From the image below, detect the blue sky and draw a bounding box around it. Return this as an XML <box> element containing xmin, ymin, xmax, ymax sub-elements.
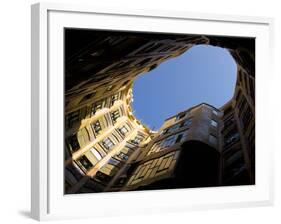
<box><xmin>132</xmin><ymin>44</ymin><xmax>237</xmax><ymax>130</ymax></box>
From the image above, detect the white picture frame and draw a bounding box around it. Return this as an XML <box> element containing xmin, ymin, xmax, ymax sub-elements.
<box><xmin>31</xmin><ymin>2</ymin><xmax>274</xmax><ymax>221</ymax></box>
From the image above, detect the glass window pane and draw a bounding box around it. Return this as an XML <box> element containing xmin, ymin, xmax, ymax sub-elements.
<box><xmin>90</xmin><ymin>148</ymin><xmax>102</xmax><ymax>160</ymax></box>
<box><xmin>211</xmin><ymin>120</ymin><xmax>218</xmax><ymax>127</ymax></box>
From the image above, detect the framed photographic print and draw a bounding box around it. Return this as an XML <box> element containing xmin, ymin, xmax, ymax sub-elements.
<box><xmin>31</xmin><ymin>2</ymin><xmax>274</xmax><ymax>221</ymax></box>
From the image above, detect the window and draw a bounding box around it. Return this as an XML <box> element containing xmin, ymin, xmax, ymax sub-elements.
<box><xmin>95</xmin><ymin>171</ymin><xmax>111</xmax><ymax>183</ymax></box>
<box><xmin>77</xmin><ymin>155</ymin><xmax>93</xmax><ymax>171</ymax></box>
<box><xmin>176</xmin><ymin>112</ymin><xmax>186</xmax><ymax>121</ymax></box>
<box><xmin>213</xmin><ymin>110</ymin><xmax>219</xmax><ymax>116</ymax></box>
<box><xmin>108</xmin><ymin>158</ymin><xmax>121</xmax><ymax>166</ymax></box>
<box><xmin>117</xmin><ymin>152</ymin><xmax>129</xmax><ymax>161</ymax></box>
<box><xmin>91</xmin><ymin>120</ymin><xmax>102</xmax><ymax>135</ymax></box>
<box><xmin>68</xmin><ymin>134</ymin><xmax>80</xmax><ymax>152</ymax></box>
<box><xmin>91</xmin><ymin>100</ymin><xmax>104</xmax><ymax>115</ymax></box>
<box><xmin>111</xmin><ymin>110</ymin><xmax>120</xmax><ymax>123</ymax></box>
<box><xmin>66</xmin><ymin>110</ymin><xmax>79</xmax><ymax>128</ymax></box>
<box><xmin>90</xmin><ymin>148</ymin><xmax>102</xmax><ymax>161</ymax></box>
<box><xmin>161</xmin><ymin>136</ymin><xmax>176</xmax><ymax>148</ymax></box>
<box><xmin>111</xmin><ymin>93</ymin><xmax>119</xmax><ymax>106</ymax></box>
<box><xmin>224</xmin><ymin>132</ymin><xmax>240</xmax><ymax>148</ymax></box>
<box><xmin>160</xmin><ymin>132</ymin><xmax>185</xmax><ymax>149</ymax></box>
<box><xmin>130</xmin><ymin>136</ymin><xmax>142</xmax><ymax>145</ymax></box>
<box><xmin>211</xmin><ymin>120</ymin><xmax>218</xmax><ymax>128</ymax></box>
<box><xmin>118</xmin><ymin>125</ymin><xmax>129</xmax><ymax>136</ymax></box>
<box><xmin>102</xmin><ymin>138</ymin><xmax>115</xmax><ymax>150</ymax></box>
<box><xmin>161</xmin><ymin>128</ymin><xmax>169</xmax><ymax>135</ymax></box>
<box><xmin>175</xmin><ymin>134</ymin><xmax>183</xmax><ymax>143</ymax></box>
<box><xmin>169</xmin><ymin>124</ymin><xmax>180</xmax><ymax>132</ymax></box>
<box><xmin>162</xmin><ymin>124</ymin><xmax>179</xmax><ymax>135</ymax></box>
<box><xmin>163</xmin><ymin>121</ymin><xmax>189</xmax><ymax>135</ymax></box>
<box><xmin>182</xmin><ymin>118</ymin><xmax>192</xmax><ymax>127</ymax></box>
<box><xmin>149</xmin><ymin>132</ymin><xmax>185</xmax><ymax>156</ymax></box>
<box><xmin>209</xmin><ymin>135</ymin><xmax>218</xmax><ymax>145</ymax></box>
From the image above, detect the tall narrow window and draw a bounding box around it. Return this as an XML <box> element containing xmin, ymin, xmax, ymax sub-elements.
<box><xmin>175</xmin><ymin>134</ymin><xmax>183</xmax><ymax>143</ymax></box>
<box><xmin>118</xmin><ymin>125</ymin><xmax>129</xmax><ymax>136</ymax></box>
<box><xmin>91</xmin><ymin>100</ymin><xmax>104</xmax><ymax>115</ymax></box>
<box><xmin>102</xmin><ymin>138</ymin><xmax>115</xmax><ymax>151</ymax></box>
<box><xmin>91</xmin><ymin>120</ymin><xmax>102</xmax><ymax>135</ymax></box>
<box><xmin>68</xmin><ymin>134</ymin><xmax>80</xmax><ymax>152</ymax></box>
<box><xmin>111</xmin><ymin>93</ymin><xmax>119</xmax><ymax>106</ymax></box>
<box><xmin>90</xmin><ymin>148</ymin><xmax>102</xmax><ymax>161</ymax></box>
<box><xmin>111</xmin><ymin>110</ymin><xmax>121</xmax><ymax>124</ymax></box>
<box><xmin>211</xmin><ymin>120</ymin><xmax>218</xmax><ymax>128</ymax></box>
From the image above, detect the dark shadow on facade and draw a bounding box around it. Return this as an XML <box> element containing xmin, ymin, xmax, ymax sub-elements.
<box><xmin>131</xmin><ymin>141</ymin><xmax>220</xmax><ymax>191</ymax></box>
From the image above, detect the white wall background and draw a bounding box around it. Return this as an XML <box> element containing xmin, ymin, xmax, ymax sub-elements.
<box><xmin>0</xmin><ymin>0</ymin><xmax>280</xmax><ymax>223</ymax></box>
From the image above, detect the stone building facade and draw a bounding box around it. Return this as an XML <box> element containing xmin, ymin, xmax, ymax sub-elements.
<box><xmin>64</xmin><ymin>29</ymin><xmax>255</xmax><ymax>194</ymax></box>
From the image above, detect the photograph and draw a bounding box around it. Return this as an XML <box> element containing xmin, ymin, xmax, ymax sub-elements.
<box><xmin>64</xmin><ymin>29</ymin><xmax>255</xmax><ymax>194</ymax></box>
